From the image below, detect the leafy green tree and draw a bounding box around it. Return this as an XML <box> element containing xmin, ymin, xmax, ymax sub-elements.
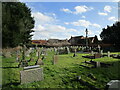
<box><xmin>2</xmin><ymin>2</ymin><xmax>34</xmax><ymax>48</ymax></box>
<box><xmin>100</xmin><ymin>21</ymin><xmax>120</xmax><ymax>49</ymax></box>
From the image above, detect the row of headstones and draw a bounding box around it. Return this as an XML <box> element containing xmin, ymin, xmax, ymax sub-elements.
<box><xmin>84</xmin><ymin>60</ymin><xmax>113</xmax><ymax>68</ymax></box>
<box><xmin>54</xmin><ymin>45</ymin><xmax>104</xmax><ymax>55</ymax></box>
<box><xmin>17</xmin><ymin>46</ymin><xmax>49</xmax><ymax>67</ymax></box>
<box><xmin>91</xmin><ymin>50</ymin><xmax>111</xmax><ymax>57</ymax></box>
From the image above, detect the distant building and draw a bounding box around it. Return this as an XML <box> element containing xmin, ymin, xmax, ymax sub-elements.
<box><xmin>47</xmin><ymin>39</ymin><xmax>70</xmax><ymax>46</ymax></box>
<box><xmin>31</xmin><ymin>40</ymin><xmax>47</xmax><ymax>45</ymax></box>
<box><xmin>68</xmin><ymin>35</ymin><xmax>98</xmax><ymax>45</ymax></box>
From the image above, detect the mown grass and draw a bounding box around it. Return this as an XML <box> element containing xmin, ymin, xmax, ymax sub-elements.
<box><xmin>1</xmin><ymin>50</ymin><xmax>120</xmax><ymax>89</ymax></box>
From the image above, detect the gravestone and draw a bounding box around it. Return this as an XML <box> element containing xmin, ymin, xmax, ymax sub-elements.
<box><xmin>107</xmin><ymin>51</ymin><xmax>110</xmax><ymax>57</ymax></box>
<box><xmin>94</xmin><ymin>53</ymin><xmax>101</xmax><ymax>58</ymax></box>
<box><xmin>16</xmin><ymin>55</ymin><xmax>20</xmax><ymax>62</ymax></box>
<box><xmin>35</xmin><ymin>51</ymin><xmax>44</xmax><ymax>65</ymax></box>
<box><xmin>106</xmin><ymin>80</ymin><xmax>120</xmax><ymax>90</ymax></box>
<box><xmin>95</xmin><ymin>62</ymin><xmax>101</xmax><ymax>68</ymax></box>
<box><xmin>16</xmin><ymin>50</ymin><xmax>20</xmax><ymax>62</ymax></box>
<box><xmin>97</xmin><ymin>45</ymin><xmax>101</xmax><ymax>53</ymax></box>
<box><xmin>73</xmin><ymin>49</ymin><xmax>77</xmax><ymax>57</ymax></box>
<box><xmin>4</xmin><ymin>51</ymin><xmax>11</xmax><ymax>58</ymax></box>
<box><xmin>35</xmin><ymin>58</ymin><xmax>44</xmax><ymax>65</ymax></box>
<box><xmin>18</xmin><ymin>45</ymin><xmax>28</xmax><ymax>67</ymax></box>
<box><xmin>91</xmin><ymin>51</ymin><xmax>94</xmax><ymax>55</ymax></box>
<box><xmin>100</xmin><ymin>50</ymin><xmax>103</xmax><ymax>55</ymax></box>
<box><xmin>20</xmin><ymin>67</ymin><xmax>44</xmax><ymax>84</ymax></box>
<box><xmin>53</xmin><ymin>55</ymin><xmax>58</xmax><ymax>64</ymax></box>
<box><xmin>66</xmin><ymin>47</ymin><xmax>70</xmax><ymax>54</ymax></box>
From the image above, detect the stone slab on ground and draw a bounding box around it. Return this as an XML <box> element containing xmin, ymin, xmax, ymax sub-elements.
<box><xmin>20</xmin><ymin>67</ymin><xmax>44</xmax><ymax>84</ymax></box>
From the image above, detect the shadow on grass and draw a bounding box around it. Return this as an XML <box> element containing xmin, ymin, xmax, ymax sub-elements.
<box><xmin>0</xmin><ymin>66</ymin><xmax>19</xmax><ymax>69</ymax></box>
<box><xmin>2</xmin><ymin>82</ymin><xmax>20</xmax><ymax>89</ymax></box>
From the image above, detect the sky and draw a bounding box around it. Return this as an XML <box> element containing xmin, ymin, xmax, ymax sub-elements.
<box><xmin>22</xmin><ymin>2</ymin><xmax>118</xmax><ymax>40</ymax></box>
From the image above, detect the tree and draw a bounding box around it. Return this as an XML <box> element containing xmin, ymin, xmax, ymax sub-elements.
<box><xmin>100</xmin><ymin>21</ymin><xmax>120</xmax><ymax>49</ymax></box>
<box><xmin>2</xmin><ymin>2</ymin><xmax>35</xmax><ymax>48</ymax></box>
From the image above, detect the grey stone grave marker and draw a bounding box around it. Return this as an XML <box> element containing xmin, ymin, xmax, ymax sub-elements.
<box><xmin>53</xmin><ymin>55</ymin><xmax>58</xmax><ymax>64</ymax></box>
<box><xmin>107</xmin><ymin>51</ymin><xmax>110</xmax><ymax>57</ymax></box>
<box><xmin>4</xmin><ymin>51</ymin><xmax>11</xmax><ymax>58</ymax></box>
<box><xmin>94</xmin><ymin>53</ymin><xmax>101</xmax><ymax>58</ymax></box>
<box><xmin>20</xmin><ymin>66</ymin><xmax>44</xmax><ymax>84</ymax></box>
<box><xmin>18</xmin><ymin>45</ymin><xmax>28</xmax><ymax>67</ymax></box>
<box><xmin>35</xmin><ymin>50</ymin><xmax>44</xmax><ymax>65</ymax></box>
<box><xmin>66</xmin><ymin>47</ymin><xmax>70</xmax><ymax>54</ymax></box>
<box><xmin>98</xmin><ymin>45</ymin><xmax>101</xmax><ymax>53</ymax></box>
<box><xmin>100</xmin><ymin>50</ymin><xmax>103</xmax><ymax>55</ymax></box>
<box><xmin>91</xmin><ymin>51</ymin><xmax>94</xmax><ymax>55</ymax></box>
<box><xmin>106</xmin><ymin>80</ymin><xmax>120</xmax><ymax>90</ymax></box>
<box><xmin>95</xmin><ymin>62</ymin><xmax>101</xmax><ymax>68</ymax></box>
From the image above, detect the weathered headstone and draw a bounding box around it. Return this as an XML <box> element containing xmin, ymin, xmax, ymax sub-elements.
<box><xmin>91</xmin><ymin>51</ymin><xmax>94</xmax><ymax>55</ymax></box>
<box><xmin>100</xmin><ymin>50</ymin><xmax>103</xmax><ymax>55</ymax></box>
<box><xmin>16</xmin><ymin>55</ymin><xmax>20</xmax><ymax>62</ymax></box>
<box><xmin>95</xmin><ymin>62</ymin><xmax>101</xmax><ymax>68</ymax></box>
<box><xmin>20</xmin><ymin>67</ymin><xmax>44</xmax><ymax>84</ymax></box>
<box><xmin>4</xmin><ymin>51</ymin><xmax>11</xmax><ymax>58</ymax></box>
<box><xmin>66</xmin><ymin>47</ymin><xmax>70</xmax><ymax>54</ymax></box>
<box><xmin>106</xmin><ymin>80</ymin><xmax>120</xmax><ymax>90</ymax></box>
<box><xmin>97</xmin><ymin>45</ymin><xmax>101</xmax><ymax>53</ymax></box>
<box><xmin>36</xmin><ymin>58</ymin><xmax>44</xmax><ymax>65</ymax></box>
<box><xmin>53</xmin><ymin>55</ymin><xmax>58</xmax><ymax>64</ymax></box>
<box><xmin>94</xmin><ymin>53</ymin><xmax>101</xmax><ymax>58</ymax></box>
<box><xmin>107</xmin><ymin>51</ymin><xmax>110</xmax><ymax>57</ymax></box>
<box><xmin>18</xmin><ymin>45</ymin><xmax>28</xmax><ymax>67</ymax></box>
<box><xmin>35</xmin><ymin>51</ymin><xmax>44</xmax><ymax>65</ymax></box>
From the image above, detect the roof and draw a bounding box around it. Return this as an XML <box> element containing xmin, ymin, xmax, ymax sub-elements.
<box><xmin>71</xmin><ymin>36</ymin><xmax>83</xmax><ymax>38</ymax></box>
<box><xmin>32</xmin><ymin>40</ymin><xmax>47</xmax><ymax>45</ymax></box>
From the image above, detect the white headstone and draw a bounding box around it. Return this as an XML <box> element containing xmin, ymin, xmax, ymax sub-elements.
<box><xmin>107</xmin><ymin>51</ymin><xmax>110</xmax><ymax>57</ymax></box>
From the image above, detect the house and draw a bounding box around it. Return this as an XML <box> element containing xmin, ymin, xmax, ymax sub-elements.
<box><xmin>68</xmin><ymin>35</ymin><xmax>98</xmax><ymax>45</ymax></box>
<box><xmin>47</xmin><ymin>39</ymin><xmax>70</xmax><ymax>46</ymax></box>
<box><xmin>31</xmin><ymin>40</ymin><xmax>47</xmax><ymax>45</ymax></box>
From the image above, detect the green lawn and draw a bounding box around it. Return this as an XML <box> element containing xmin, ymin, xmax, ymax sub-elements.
<box><xmin>1</xmin><ymin>50</ymin><xmax>120</xmax><ymax>89</ymax></box>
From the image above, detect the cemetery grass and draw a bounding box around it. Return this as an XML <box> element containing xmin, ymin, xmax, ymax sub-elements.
<box><xmin>2</xmin><ymin>51</ymin><xmax>120</xmax><ymax>89</ymax></box>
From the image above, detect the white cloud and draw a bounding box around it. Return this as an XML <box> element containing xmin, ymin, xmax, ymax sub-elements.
<box><xmin>72</xmin><ymin>20</ymin><xmax>91</xmax><ymax>27</ymax></box>
<box><xmin>81</xmin><ymin>16</ymin><xmax>86</xmax><ymax>18</ymax></box>
<box><xmin>71</xmin><ymin>19</ymin><xmax>101</xmax><ymax>28</ymax></box>
<box><xmin>104</xmin><ymin>5</ymin><xmax>112</xmax><ymax>12</ymax></box>
<box><xmin>32</xmin><ymin>12</ymin><xmax>56</xmax><ymax>25</ymax></box>
<box><xmin>60</xmin><ymin>8</ymin><xmax>72</xmax><ymax>13</ymax></box>
<box><xmin>32</xmin><ymin>24</ymin><xmax>78</xmax><ymax>40</ymax></box>
<box><xmin>74</xmin><ymin>5</ymin><xmax>93</xmax><ymax>14</ymax></box>
<box><xmin>64</xmin><ymin>22</ymin><xmax>70</xmax><ymax>25</ymax></box>
<box><xmin>92</xmin><ymin>24</ymin><xmax>101</xmax><ymax>28</ymax></box>
<box><xmin>98</xmin><ymin>12</ymin><xmax>108</xmax><ymax>16</ymax></box>
<box><xmin>108</xmin><ymin>16</ymin><xmax>117</xmax><ymax>21</ymax></box>
<box><xmin>61</xmin><ymin>5</ymin><xmax>93</xmax><ymax>14</ymax></box>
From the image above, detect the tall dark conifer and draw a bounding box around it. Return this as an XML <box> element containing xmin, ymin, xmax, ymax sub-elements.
<box><xmin>2</xmin><ymin>2</ymin><xmax>35</xmax><ymax>48</ymax></box>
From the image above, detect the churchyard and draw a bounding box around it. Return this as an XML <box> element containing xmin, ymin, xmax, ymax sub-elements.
<box><xmin>1</xmin><ymin>46</ymin><xmax>120</xmax><ymax>89</ymax></box>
